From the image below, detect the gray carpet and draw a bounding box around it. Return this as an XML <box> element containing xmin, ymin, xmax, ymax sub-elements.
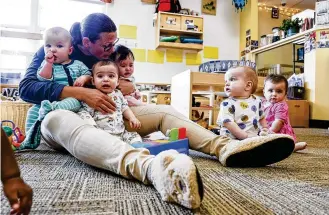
<box><xmin>1</xmin><ymin>128</ymin><xmax>329</xmax><ymax>215</ymax></box>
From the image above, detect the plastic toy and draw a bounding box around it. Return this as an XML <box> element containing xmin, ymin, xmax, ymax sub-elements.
<box><xmin>160</xmin><ymin>36</ymin><xmax>178</xmax><ymax>42</ymax></box>
<box><xmin>166</xmin><ymin>127</ymin><xmax>187</xmax><ymax>141</ymax></box>
<box><xmin>132</xmin><ymin>128</ymin><xmax>189</xmax><ymax>155</ymax></box>
<box><xmin>1</xmin><ymin>120</ymin><xmax>25</xmax><ymax>150</ymax></box>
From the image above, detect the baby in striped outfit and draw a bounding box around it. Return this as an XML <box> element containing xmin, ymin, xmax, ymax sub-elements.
<box><xmin>21</xmin><ymin>27</ymin><xmax>91</xmax><ymax>150</ymax></box>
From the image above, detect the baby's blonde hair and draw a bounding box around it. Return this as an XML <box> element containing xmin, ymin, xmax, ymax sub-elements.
<box><xmin>44</xmin><ymin>27</ymin><xmax>72</xmax><ymax>45</ymax></box>
<box><xmin>228</xmin><ymin>66</ymin><xmax>258</xmax><ymax>94</ymax></box>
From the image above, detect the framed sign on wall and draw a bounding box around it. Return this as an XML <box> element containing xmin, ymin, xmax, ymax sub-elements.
<box><xmin>272</xmin><ymin>7</ymin><xmax>279</xmax><ymax>19</ymax></box>
<box><xmin>202</xmin><ymin>0</ymin><xmax>216</xmax><ymax>15</ymax></box>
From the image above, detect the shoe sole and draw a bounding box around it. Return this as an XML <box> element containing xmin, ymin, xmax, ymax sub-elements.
<box><xmin>226</xmin><ymin>137</ymin><xmax>295</xmax><ymax>167</ymax></box>
<box><xmin>195</xmin><ymin>166</ymin><xmax>204</xmax><ymax>201</ymax></box>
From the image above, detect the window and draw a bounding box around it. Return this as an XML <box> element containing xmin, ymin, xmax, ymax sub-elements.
<box><xmin>0</xmin><ymin>0</ymin><xmax>106</xmax><ymax>84</ymax></box>
<box><xmin>0</xmin><ymin>0</ymin><xmax>32</xmax><ymax>27</ymax></box>
<box><xmin>39</xmin><ymin>0</ymin><xmax>104</xmax><ymax>31</ymax></box>
<box><xmin>0</xmin><ymin>36</ymin><xmax>42</xmax><ymax>84</ymax></box>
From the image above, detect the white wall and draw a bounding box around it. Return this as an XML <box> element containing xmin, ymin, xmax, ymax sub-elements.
<box><xmin>105</xmin><ymin>0</ymin><xmax>240</xmax><ymax>84</ymax></box>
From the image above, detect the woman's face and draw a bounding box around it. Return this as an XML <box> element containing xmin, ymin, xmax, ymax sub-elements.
<box><xmin>85</xmin><ymin>32</ymin><xmax>118</xmax><ymax>60</ymax></box>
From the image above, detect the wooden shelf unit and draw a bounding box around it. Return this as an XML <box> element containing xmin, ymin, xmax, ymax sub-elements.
<box><xmin>157</xmin><ymin>42</ymin><xmax>203</xmax><ymax>51</ymax></box>
<box><xmin>159</xmin><ymin>28</ymin><xmax>203</xmax><ymax>36</ymax></box>
<box><xmin>171</xmin><ymin>70</ymin><xmax>265</xmax><ymax>126</ymax></box>
<box><xmin>140</xmin><ymin>91</ymin><xmax>171</xmax><ymax>105</ymax></box>
<box><xmin>247</xmin><ymin>28</ymin><xmax>316</xmax><ymax>61</ymax></box>
<box><xmin>155</xmin><ymin>12</ymin><xmax>204</xmax><ymax>51</ymax></box>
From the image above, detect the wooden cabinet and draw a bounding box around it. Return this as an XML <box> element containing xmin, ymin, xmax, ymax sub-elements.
<box><xmin>287</xmin><ymin>100</ymin><xmax>309</xmax><ymax>128</ymax></box>
<box><xmin>155</xmin><ymin>12</ymin><xmax>204</xmax><ymax>51</ymax></box>
<box><xmin>137</xmin><ymin>83</ymin><xmax>171</xmax><ymax>105</ymax></box>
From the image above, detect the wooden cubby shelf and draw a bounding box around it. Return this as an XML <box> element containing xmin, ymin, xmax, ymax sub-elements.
<box><xmin>155</xmin><ymin>12</ymin><xmax>204</xmax><ymax>51</ymax></box>
<box><xmin>157</xmin><ymin>42</ymin><xmax>203</xmax><ymax>51</ymax></box>
<box><xmin>159</xmin><ymin>28</ymin><xmax>203</xmax><ymax>36</ymax></box>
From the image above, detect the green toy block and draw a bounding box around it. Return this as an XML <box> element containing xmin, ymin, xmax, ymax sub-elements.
<box><xmin>169</xmin><ymin>128</ymin><xmax>179</xmax><ymax>141</ymax></box>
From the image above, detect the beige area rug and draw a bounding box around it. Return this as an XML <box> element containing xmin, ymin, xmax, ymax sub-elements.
<box><xmin>1</xmin><ymin>128</ymin><xmax>329</xmax><ymax>215</ymax></box>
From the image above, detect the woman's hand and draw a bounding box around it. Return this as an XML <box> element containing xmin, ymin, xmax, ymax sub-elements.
<box><xmin>118</xmin><ymin>79</ymin><xmax>135</xmax><ymax>96</ymax></box>
<box><xmin>80</xmin><ymin>88</ymin><xmax>116</xmax><ymax>114</ymax></box>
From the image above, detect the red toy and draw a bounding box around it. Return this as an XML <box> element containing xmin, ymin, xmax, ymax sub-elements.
<box><xmin>167</xmin><ymin>127</ymin><xmax>187</xmax><ymax>141</ymax></box>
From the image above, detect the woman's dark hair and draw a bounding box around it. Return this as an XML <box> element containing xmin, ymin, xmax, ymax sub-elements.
<box><xmin>109</xmin><ymin>45</ymin><xmax>135</xmax><ymax>62</ymax></box>
<box><xmin>70</xmin><ymin>13</ymin><xmax>117</xmax><ymax>46</ymax></box>
<box><xmin>265</xmin><ymin>74</ymin><xmax>288</xmax><ymax>94</ymax></box>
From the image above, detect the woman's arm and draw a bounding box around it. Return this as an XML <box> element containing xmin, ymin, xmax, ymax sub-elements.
<box><xmin>19</xmin><ymin>47</ymin><xmax>116</xmax><ymax>113</ymax></box>
<box><xmin>60</xmin><ymin>87</ymin><xmax>116</xmax><ymax>113</ymax></box>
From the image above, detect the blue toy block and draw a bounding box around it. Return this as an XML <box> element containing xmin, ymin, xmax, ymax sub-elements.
<box><xmin>132</xmin><ymin>138</ymin><xmax>189</xmax><ymax>155</ymax></box>
<box><xmin>146</xmin><ymin>138</ymin><xmax>189</xmax><ymax>155</ymax></box>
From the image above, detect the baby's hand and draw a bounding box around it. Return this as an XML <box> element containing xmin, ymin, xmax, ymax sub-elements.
<box><xmin>3</xmin><ymin>177</ymin><xmax>33</xmax><ymax>215</ymax></box>
<box><xmin>74</xmin><ymin>76</ymin><xmax>90</xmax><ymax>87</ymax></box>
<box><xmin>134</xmin><ymin>90</ymin><xmax>141</xmax><ymax>100</ymax></box>
<box><xmin>45</xmin><ymin>51</ymin><xmax>55</xmax><ymax>64</ymax></box>
<box><xmin>129</xmin><ymin>117</ymin><xmax>141</xmax><ymax>129</ymax></box>
<box><xmin>259</xmin><ymin>128</ymin><xmax>269</xmax><ymax>136</ymax></box>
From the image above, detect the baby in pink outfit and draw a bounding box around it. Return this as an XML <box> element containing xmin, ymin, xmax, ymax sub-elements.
<box><xmin>110</xmin><ymin>45</ymin><xmax>144</xmax><ymax>106</ymax></box>
<box><xmin>263</xmin><ymin>74</ymin><xmax>307</xmax><ymax>152</ymax></box>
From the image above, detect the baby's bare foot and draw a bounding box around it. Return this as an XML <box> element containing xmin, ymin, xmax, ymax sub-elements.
<box><xmin>294</xmin><ymin>142</ymin><xmax>307</xmax><ymax>152</ymax></box>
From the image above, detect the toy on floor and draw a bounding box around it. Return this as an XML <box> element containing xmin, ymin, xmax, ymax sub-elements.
<box><xmin>1</xmin><ymin>120</ymin><xmax>25</xmax><ymax>150</ymax></box>
<box><xmin>165</xmin><ymin>127</ymin><xmax>187</xmax><ymax>141</ymax></box>
<box><xmin>132</xmin><ymin>128</ymin><xmax>189</xmax><ymax>155</ymax></box>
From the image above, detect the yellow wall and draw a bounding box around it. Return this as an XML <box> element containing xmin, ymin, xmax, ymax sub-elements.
<box><xmin>304</xmin><ymin>30</ymin><xmax>329</xmax><ymax>120</ymax></box>
<box><xmin>256</xmin><ymin>44</ymin><xmax>294</xmax><ymax>69</ymax></box>
<box><xmin>255</xmin><ymin>10</ymin><xmax>295</xmax><ymax>70</ymax></box>
<box><xmin>240</xmin><ymin>0</ymin><xmax>258</xmax><ymax>54</ymax></box>
<box><xmin>258</xmin><ymin>10</ymin><xmax>289</xmax><ymax>42</ymax></box>
<box><xmin>314</xmin><ymin>49</ymin><xmax>329</xmax><ymax>120</ymax></box>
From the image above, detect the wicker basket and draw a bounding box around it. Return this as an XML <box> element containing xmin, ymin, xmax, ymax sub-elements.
<box><xmin>1</xmin><ymin>101</ymin><xmax>32</xmax><ymax>134</ymax></box>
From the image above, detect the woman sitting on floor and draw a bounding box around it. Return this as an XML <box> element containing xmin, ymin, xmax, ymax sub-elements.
<box><xmin>19</xmin><ymin>13</ymin><xmax>295</xmax><ymax>209</ymax></box>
